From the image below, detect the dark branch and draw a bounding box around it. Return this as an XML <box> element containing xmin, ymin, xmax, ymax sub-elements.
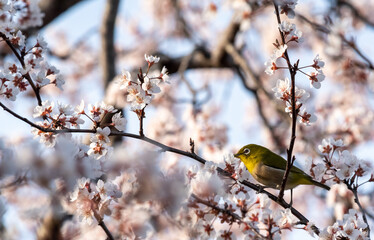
<box><xmin>0</xmin><ymin>33</ymin><xmax>42</xmax><ymax>106</ymax></box>
<box><xmin>273</xmin><ymin>1</ymin><xmax>298</xmax><ymax>201</ymax></box>
<box><xmin>0</xmin><ymin>100</ymin><xmax>320</xmax><ymax>235</ymax></box>
<box><xmin>337</xmin><ymin>0</ymin><xmax>374</xmax><ymax>28</ymax></box>
<box><xmin>98</xmin><ymin>219</ymin><xmax>114</xmax><ymax>240</ymax></box>
<box><xmin>38</xmin><ymin>0</ymin><xmax>84</xmax><ymax>28</ymax></box>
<box><xmin>346</xmin><ymin>184</ymin><xmax>371</xmax><ymax>236</ymax></box>
<box><xmin>100</xmin><ymin>0</ymin><xmax>120</xmax><ymax>87</ymax></box>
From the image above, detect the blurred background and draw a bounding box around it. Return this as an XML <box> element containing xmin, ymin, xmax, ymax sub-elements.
<box><xmin>0</xmin><ymin>0</ymin><xmax>374</xmax><ymax>239</ymax></box>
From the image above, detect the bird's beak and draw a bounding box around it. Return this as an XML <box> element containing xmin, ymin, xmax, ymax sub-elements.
<box><xmin>234</xmin><ymin>153</ymin><xmax>240</xmax><ymax>158</ymax></box>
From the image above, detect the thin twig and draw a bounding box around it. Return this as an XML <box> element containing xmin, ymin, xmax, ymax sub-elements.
<box><xmin>92</xmin><ymin>207</ymin><xmax>114</xmax><ymax>240</ymax></box>
<box><xmin>0</xmin><ymin>33</ymin><xmax>42</xmax><ymax>106</ymax></box>
<box><xmin>347</xmin><ymin>184</ymin><xmax>371</xmax><ymax>237</ymax></box>
<box><xmin>139</xmin><ymin>108</ymin><xmax>145</xmax><ymax>137</ymax></box>
<box><xmin>273</xmin><ymin>1</ymin><xmax>298</xmax><ymax>201</ymax></box>
<box><xmin>189</xmin><ymin>138</ymin><xmax>195</xmax><ymax>154</ymax></box>
<box><xmin>98</xmin><ymin>219</ymin><xmax>114</xmax><ymax>240</ymax></box>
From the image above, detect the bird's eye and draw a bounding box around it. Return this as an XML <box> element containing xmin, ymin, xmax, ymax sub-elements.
<box><xmin>243</xmin><ymin>148</ymin><xmax>250</xmax><ymax>155</ymax></box>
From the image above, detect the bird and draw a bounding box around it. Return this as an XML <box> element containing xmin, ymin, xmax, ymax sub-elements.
<box><xmin>234</xmin><ymin>144</ymin><xmax>330</xmax><ymax>191</ymax></box>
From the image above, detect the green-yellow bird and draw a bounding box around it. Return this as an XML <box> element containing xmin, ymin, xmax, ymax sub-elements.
<box><xmin>234</xmin><ymin>144</ymin><xmax>330</xmax><ymax>190</ymax></box>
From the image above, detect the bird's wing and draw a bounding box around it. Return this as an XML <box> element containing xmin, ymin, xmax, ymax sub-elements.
<box><xmin>260</xmin><ymin>150</ymin><xmax>311</xmax><ymax>176</ymax></box>
<box><xmin>254</xmin><ymin>161</ymin><xmax>307</xmax><ymax>189</ymax></box>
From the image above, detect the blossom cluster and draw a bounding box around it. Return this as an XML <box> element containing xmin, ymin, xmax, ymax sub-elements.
<box><xmin>32</xmin><ymin>100</ymin><xmax>83</xmax><ymax>147</ymax></box>
<box><xmin>277</xmin><ymin>0</ymin><xmax>298</xmax><ymax>19</ymax></box>
<box><xmin>185</xmin><ymin>155</ymin><xmax>300</xmax><ymax>239</ymax></box>
<box><xmin>308</xmin><ymin>138</ymin><xmax>373</xmax><ymax>184</ymax></box>
<box><xmin>264</xmin><ymin>44</ymin><xmax>288</xmax><ymax>76</ymax></box>
<box><xmin>267</xmin><ymin>27</ymin><xmax>325</xmax><ymax>88</ymax></box>
<box><xmin>68</xmin><ymin>177</ymin><xmax>122</xmax><ymax>225</ymax></box>
<box><xmin>266</xmin><ymin>13</ymin><xmax>326</xmax><ymax>127</ymax></box>
<box><xmin>0</xmin><ymin>0</ymin><xmax>44</xmax><ymax>34</ymax></box>
<box><xmin>267</xmin><ymin>46</ymin><xmax>326</xmax><ymax>125</ymax></box>
<box><xmin>278</xmin><ymin>20</ymin><xmax>302</xmax><ymax>42</ymax></box>
<box><xmin>88</xmin><ymin>127</ymin><xmax>112</xmax><ymax>160</ymax></box>
<box><xmin>0</xmin><ymin>35</ymin><xmax>63</xmax><ymax>101</ymax></box>
<box><xmin>319</xmin><ymin>209</ymin><xmax>368</xmax><ymax>240</ymax></box>
<box><xmin>32</xmin><ymin>100</ymin><xmax>126</xmax><ymax>157</ymax></box>
<box><xmin>0</xmin><ymin>1</ymin><xmax>64</xmax><ymax>101</ymax></box>
<box><xmin>308</xmin><ymin>54</ymin><xmax>326</xmax><ymax>89</ymax></box>
<box><xmin>115</xmin><ymin>54</ymin><xmax>169</xmax><ymax>114</ymax></box>
<box><xmin>18</xmin><ymin>135</ymin><xmax>104</xmax><ymax>190</ymax></box>
<box><xmin>272</xmin><ymin>77</ymin><xmax>316</xmax><ymax>125</ymax></box>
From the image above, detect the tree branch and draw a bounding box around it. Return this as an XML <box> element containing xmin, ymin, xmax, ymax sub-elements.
<box><xmin>100</xmin><ymin>0</ymin><xmax>120</xmax><ymax>88</ymax></box>
<box><xmin>273</xmin><ymin>1</ymin><xmax>298</xmax><ymax>201</ymax></box>
<box><xmin>337</xmin><ymin>0</ymin><xmax>374</xmax><ymax>29</ymax></box>
<box><xmin>97</xmin><ymin>217</ymin><xmax>114</xmax><ymax>240</ymax></box>
<box><xmin>0</xmin><ymin>33</ymin><xmax>42</xmax><ymax>106</ymax></box>
<box><xmin>347</xmin><ymin>184</ymin><xmax>371</xmax><ymax>237</ymax></box>
<box><xmin>0</xmin><ymin>100</ymin><xmax>320</xmax><ymax>235</ymax></box>
<box><xmin>38</xmin><ymin>0</ymin><xmax>84</xmax><ymax>28</ymax></box>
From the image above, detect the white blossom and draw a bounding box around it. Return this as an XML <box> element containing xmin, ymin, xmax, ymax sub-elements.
<box><xmin>318</xmin><ymin>138</ymin><xmax>344</xmax><ymax>155</ymax></box>
<box><xmin>160</xmin><ymin>66</ymin><xmax>170</xmax><ymax>83</ymax></box>
<box><xmin>112</xmin><ymin>112</ymin><xmax>127</xmax><ymax>131</ymax></box>
<box><xmin>142</xmin><ymin>76</ymin><xmax>161</xmax><ymax>94</ymax></box>
<box><xmin>91</xmin><ymin>127</ymin><xmax>111</xmax><ymax>144</ymax></box>
<box><xmin>33</xmin><ymin>100</ymin><xmax>54</xmax><ymax>118</ymax></box>
<box><xmin>309</xmin><ymin>70</ymin><xmax>325</xmax><ymax>89</ymax></box>
<box><xmin>312</xmin><ymin>163</ymin><xmax>326</xmax><ymax>182</ymax></box>
<box><xmin>116</xmin><ymin>70</ymin><xmax>131</xmax><ymax>89</ymax></box>
<box><xmin>144</xmin><ymin>54</ymin><xmax>160</xmax><ymax>64</ymax></box>
<box><xmin>87</xmin><ymin>142</ymin><xmax>110</xmax><ymax>160</ymax></box>
<box><xmin>313</xmin><ymin>54</ymin><xmax>325</xmax><ymax>69</ymax></box>
<box><xmin>272</xmin><ymin>78</ymin><xmax>290</xmax><ymax>99</ymax></box>
<box><xmin>128</xmin><ymin>90</ymin><xmax>152</xmax><ymax>110</ymax></box>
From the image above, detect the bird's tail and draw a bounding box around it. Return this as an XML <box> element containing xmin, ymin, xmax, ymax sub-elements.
<box><xmin>310</xmin><ymin>179</ymin><xmax>330</xmax><ymax>191</ymax></box>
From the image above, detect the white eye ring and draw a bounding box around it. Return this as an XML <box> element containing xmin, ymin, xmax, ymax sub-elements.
<box><xmin>243</xmin><ymin>148</ymin><xmax>250</xmax><ymax>155</ymax></box>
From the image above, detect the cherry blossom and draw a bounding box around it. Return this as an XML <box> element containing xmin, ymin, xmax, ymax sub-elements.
<box><xmin>115</xmin><ymin>70</ymin><xmax>132</xmax><ymax>89</ymax></box>
<box><xmin>272</xmin><ymin>78</ymin><xmax>290</xmax><ymax>100</ymax></box>
<box><xmin>144</xmin><ymin>54</ymin><xmax>160</xmax><ymax>65</ymax></box>
<box><xmin>128</xmin><ymin>90</ymin><xmax>152</xmax><ymax>110</ymax></box>
<box><xmin>319</xmin><ymin>209</ymin><xmax>368</xmax><ymax>240</ymax></box>
<box><xmin>111</xmin><ymin>112</ymin><xmax>126</xmax><ymax>131</ymax></box>
<box><xmin>33</xmin><ymin>100</ymin><xmax>54</xmax><ymax>118</ymax></box>
<box><xmin>87</xmin><ymin>101</ymin><xmax>116</xmax><ymax>122</ymax></box>
<box><xmin>142</xmin><ymin>76</ymin><xmax>161</xmax><ymax>94</ymax></box>
<box><xmin>264</xmin><ymin>44</ymin><xmax>287</xmax><ymax>75</ymax></box>
<box><xmin>318</xmin><ymin>138</ymin><xmax>344</xmax><ymax>155</ymax></box>
<box><xmin>90</xmin><ymin>127</ymin><xmax>111</xmax><ymax>143</ymax></box>
<box><xmin>159</xmin><ymin>66</ymin><xmax>170</xmax><ymax>83</ymax></box>
<box><xmin>312</xmin><ymin>54</ymin><xmax>325</xmax><ymax>69</ymax></box>
<box><xmin>278</xmin><ymin>20</ymin><xmax>302</xmax><ymax>41</ymax></box>
<box><xmin>309</xmin><ymin>70</ymin><xmax>325</xmax><ymax>89</ymax></box>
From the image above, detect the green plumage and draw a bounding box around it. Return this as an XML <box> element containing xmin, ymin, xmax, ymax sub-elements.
<box><xmin>234</xmin><ymin>144</ymin><xmax>330</xmax><ymax>190</ymax></box>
